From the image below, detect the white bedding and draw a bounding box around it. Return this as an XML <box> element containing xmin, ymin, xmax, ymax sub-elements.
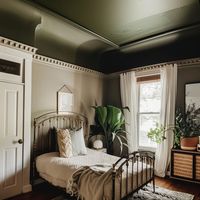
<box><xmin>36</xmin><ymin>148</ymin><xmax>153</xmax><ymax>199</ymax></box>
<box><xmin>36</xmin><ymin>148</ymin><xmax>119</xmax><ymax>188</ymax></box>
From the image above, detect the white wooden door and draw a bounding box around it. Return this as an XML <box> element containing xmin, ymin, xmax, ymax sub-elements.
<box><xmin>0</xmin><ymin>82</ymin><xmax>23</xmax><ymax>199</ymax></box>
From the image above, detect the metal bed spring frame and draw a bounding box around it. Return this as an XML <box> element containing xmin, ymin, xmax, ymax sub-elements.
<box><xmin>32</xmin><ymin>111</ymin><xmax>155</xmax><ymax>200</ymax></box>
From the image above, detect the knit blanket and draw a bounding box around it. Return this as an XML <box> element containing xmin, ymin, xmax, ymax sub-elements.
<box><xmin>66</xmin><ymin>165</ymin><xmax>115</xmax><ymax>200</ymax></box>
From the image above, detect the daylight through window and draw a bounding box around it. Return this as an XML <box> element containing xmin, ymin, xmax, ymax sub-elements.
<box><xmin>137</xmin><ymin>79</ymin><xmax>161</xmax><ymax>150</ymax></box>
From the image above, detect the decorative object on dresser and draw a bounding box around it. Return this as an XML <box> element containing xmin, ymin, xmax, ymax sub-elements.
<box><xmin>171</xmin><ymin>148</ymin><xmax>200</xmax><ymax>183</ymax></box>
<box><xmin>175</xmin><ymin>106</ymin><xmax>200</xmax><ymax>150</ymax></box>
<box><xmin>92</xmin><ymin>105</ymin><xmax>129</xmax><ymax>154</ymax></box>
<box><xmin>197</xmin><ymin>144</ymin><xmax>200</xmax><ymax>152</ymax></box>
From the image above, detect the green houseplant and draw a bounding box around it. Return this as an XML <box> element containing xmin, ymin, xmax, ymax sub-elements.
<box><xmin>147</xmin><ymin>105</ymin><xmax>200</xmax><ymax>149</ymax></box>
<box><xmin>175</xmin><ymin>105</ymin><xmax>200</xmax><ymax>150</ymax></box>
<box><xmin>92</xmin><ymin>105</ymin><xmax>129</xmax><ymax>154</ymax></box>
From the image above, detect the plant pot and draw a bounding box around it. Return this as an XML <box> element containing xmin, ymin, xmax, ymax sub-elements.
<box><xmin>180</xmin><ymin>136</ymin><xmax>199</xmax><ymax>151</ymax></box>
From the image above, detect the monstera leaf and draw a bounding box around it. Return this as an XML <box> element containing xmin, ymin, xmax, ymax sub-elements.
<box><xmin>92</xmin><ymin>105</ymin><xmax>129</xmax><ymax>154</ymax></box>
<box><xmin>107</xmin><ymin>105</ymin><xmax>122</xmax><ymax>131</ymax></box>
<box><xmin>93</xmin><ymin>106</ymin><xmax>107</xmax><ymax>132</ymax></box>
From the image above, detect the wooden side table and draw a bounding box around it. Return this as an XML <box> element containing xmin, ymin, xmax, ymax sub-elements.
<box><xmin>171</xmin><ymin>148</ymin><xmax>200</xmax><ymax>183</ymax></box>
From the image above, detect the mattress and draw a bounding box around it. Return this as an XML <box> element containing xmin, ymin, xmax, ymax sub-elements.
<box><xmin>36</xmin><ymin>148</ymin><xmax>153</xmax><ymax>199</ymax></box>
<box><xmin>36</xmin><ymin>148</ymin><xmax>119</xmax><ymax>188</ymax></box>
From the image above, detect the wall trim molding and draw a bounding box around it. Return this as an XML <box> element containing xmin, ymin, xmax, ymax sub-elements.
<box><xmin>1</xmin><ymin>36</ymin><xmax>199</xmax><ymax>78</ymax></box>
<box><xmin>0</xmin><ymin>36</ymin><xmax>37</xmax><ymax>54</ymax></box>
<box><xmin>0</xmin><ymin>35</ymin><xmax>104</xmax><ymax>77</ymax></box>
<box><xmin>33</xmin><ymin>54</ymin><xmax>105</xmax><ymax>77</ymax></box>
<box><xmin>107</xmin><ymin>57</ymin><xmax>200</xmax><ymax>79</ymax></box>
<box><xmin>176</xmin><ymin>57</ymin><xmax>200</xmax><ymax>67</ymax></box>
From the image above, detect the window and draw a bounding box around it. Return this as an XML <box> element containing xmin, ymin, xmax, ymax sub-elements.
<box><xmin>137</xmin><ymin>78</ymin><xmax>161</xmax><ymax>150</ymax></box>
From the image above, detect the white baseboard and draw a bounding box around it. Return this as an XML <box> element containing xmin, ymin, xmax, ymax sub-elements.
<box><xmin>22</xmin><ymin>184</ymin><xmax>32</xmax><ymax>193</ymax></box>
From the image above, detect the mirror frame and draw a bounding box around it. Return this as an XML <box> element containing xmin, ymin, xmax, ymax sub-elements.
<box><xmin>185</xmin><ymin>82</ymin><xmax>200</xmax><ymax>112</ymax></box>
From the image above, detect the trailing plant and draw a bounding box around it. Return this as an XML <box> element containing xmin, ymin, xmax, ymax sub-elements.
<box><xmin>92</xmin><ymin>105</ymin><xmax>129</xmax><ymax>154</ymax></box>
<box><xmin>147</xmin><ymin>123</ymin><xmax>167</xmax><ymax>144</ymax></box>
<box><xmin>147</xmin><ymin>104</ymin><xmax>200</xmax><ymax>148</ymax></box>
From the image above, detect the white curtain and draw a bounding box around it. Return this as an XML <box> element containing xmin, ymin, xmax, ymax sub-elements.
<box><xmin>155</xmin><ymin>64</ymin><xmax>177</xmax><ymax>177</ymax></box>
<box><xmin>120</xmin><ymin>71</ymin><xmax>138</xmax><ymax>153</ymax></box>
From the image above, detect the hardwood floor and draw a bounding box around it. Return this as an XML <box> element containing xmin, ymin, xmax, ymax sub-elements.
<box><xmin>155</xmin><ymin>177</ymin><xmax>200</xmax><ymax>200</ymax></box>
<box><xmin>7</xmin><ymin>177</ymin><xmax>200</xmax><ymax>200</ymax></box>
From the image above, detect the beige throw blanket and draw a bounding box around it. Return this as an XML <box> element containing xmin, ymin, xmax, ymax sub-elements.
<box><xmin>66</xmin><ymin>162</ymin><xmax>152</xmax><ymax>200</ymax></box>
<box><xmin>67</xmin><ymin>166</ymin><xmax>116</xmax><ymax>200</ymax></box>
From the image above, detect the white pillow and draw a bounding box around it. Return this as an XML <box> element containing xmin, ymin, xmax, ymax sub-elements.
<box><xmin>70</xmin><ymin>128</ymin><xmax>87</xmax><ymax>156</ymax></box>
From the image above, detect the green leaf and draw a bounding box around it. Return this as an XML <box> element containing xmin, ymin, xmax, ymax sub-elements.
<box><xmin>119</xmin><ymin>135</ymin><xmax>127</xmax><ymax>141</ymax></box>
<box><xmin>112</xmin><ymin>132</ymin><xmax>116</xmax><ymax>141</ymax></box>
<box><xmin>116</xmin><ymin>135</ymin><xmax>123</xmax><ymax>155</ymax></box>
<box><xmin>107</xmin><ymin>105</ymin><xmax>122</xmax><ymax>131</ymax></box>
<box><xmin>95</xmin><ymin>106</ymin><xmax>107</xmax><ymax>132</ymax></box>
<box><xmin>147</xmin><ymin>123</ymin><xmax>166</xmax><ymax>144</ymax></box>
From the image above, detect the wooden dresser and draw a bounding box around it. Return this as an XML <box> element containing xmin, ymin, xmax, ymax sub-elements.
<box><xmin>171</xmin><ymin>148</ymin><xmax>200</xmax><ymax>183</ymax></box>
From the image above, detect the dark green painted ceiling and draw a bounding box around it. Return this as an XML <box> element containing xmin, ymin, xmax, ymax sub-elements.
<box><xmin>0</xmin><ymin>0</ymin><xmax>200</xmax><ymax>73</ymax></box>
<box><xmin>31</xmin><ymin>0</ymin><xmax>200</xmax><ymax>46</ymax></box>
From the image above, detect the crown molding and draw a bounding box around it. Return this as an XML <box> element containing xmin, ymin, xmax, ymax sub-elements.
<box><xmin>176</xmin><ymin>57</ymin><xmax>200</xmax><ymax>67</ymax></box>
<box><xmin>0</xmin><ymin>36</ymin><xmax>37</xmax><ymax>54</ymax></box>
<box><xmin>33</xmin><ymin>54</ymin><xmax>105</xmax><ymax>77</ymax></box>
<box><xmin>106</xmin><ymin>57</ymin><xmax>200</xmax><ymax>79</ymax></box>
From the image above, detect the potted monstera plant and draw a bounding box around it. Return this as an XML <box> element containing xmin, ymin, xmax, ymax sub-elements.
<box><xmin>92</xmin><ymin>105</ymin><xmax>129</xmax><ymax>154</ymax></box>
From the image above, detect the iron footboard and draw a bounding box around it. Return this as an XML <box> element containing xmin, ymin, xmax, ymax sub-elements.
<box><xmin>112</xmin><ymin>151</ymin><xmax>155</xmax><ymax>200</ymax></box>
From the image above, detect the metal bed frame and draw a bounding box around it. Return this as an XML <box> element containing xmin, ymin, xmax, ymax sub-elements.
<box><xmin>32</xmin><ymin>111</ymin><xmax>155</xmax><ymax>200</ymax></box>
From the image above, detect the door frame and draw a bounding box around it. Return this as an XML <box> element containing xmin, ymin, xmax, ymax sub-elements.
<box><xmin>0</xmin><ymin>44</ymin><xmax>33</xmax><ymax>194</ymax></box>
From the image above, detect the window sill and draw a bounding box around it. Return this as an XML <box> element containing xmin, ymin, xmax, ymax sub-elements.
<box><xmin>138</xmin><ymin>146</ymin><xmax>156</xmax><ymax>152</ymax></box>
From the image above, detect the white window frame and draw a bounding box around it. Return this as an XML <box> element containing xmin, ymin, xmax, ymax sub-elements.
<box><xmin>137</xmin><ymin>79</ymin><xmax>161</xmax><ymax>152</ymax></box>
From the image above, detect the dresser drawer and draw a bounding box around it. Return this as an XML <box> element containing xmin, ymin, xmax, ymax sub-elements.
<box><xmin>173</xmin><ymin>153</ymin><xmax>193</xmax><ymax>178</ymax></box>
<box><xmin>171</xmin><ymin>149</ymin><xmax>200</xmax><ymax>184</ymax></box>
<box><xmin>196</xmin><ymin>156</ymin><xmax>200</xmax><ymax>180</ymax></box>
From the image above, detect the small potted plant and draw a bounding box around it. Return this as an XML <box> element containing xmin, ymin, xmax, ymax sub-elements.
<box><xmin>147</xmin><ymin>105</ymin><xmax>200</xmax><ymax>150</ymax></box>
<box><xmin>176</xmin><ymin>105</ymin><xmax>200</xmax><ymax>150</ymax></box>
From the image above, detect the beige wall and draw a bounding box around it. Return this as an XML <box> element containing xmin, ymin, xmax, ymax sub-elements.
<box><xmin>104</xmin><ymin>75</ymin><xmax>121</xmax><ymax>107</ymax></box>
<box><xmin>32</xmin><ymin>61</ymin><xmax>105</xmax><ymax>124</ymax></box>
<box><xmin>31</xmin><ymin>61</ymin><xmax>200</xmax><ymax>156</ymax></box>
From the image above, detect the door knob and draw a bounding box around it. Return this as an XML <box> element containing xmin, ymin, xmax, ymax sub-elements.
<box><xmin>18</xmin><ymin>139</ymin><xmax>23</xmax><ymax>144</ymax></box>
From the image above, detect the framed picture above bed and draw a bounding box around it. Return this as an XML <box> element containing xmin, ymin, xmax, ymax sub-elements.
<box><xmin>57</xmin><ymin>85</ymin><xmax>74</xmax><ymax>113</ymax></box>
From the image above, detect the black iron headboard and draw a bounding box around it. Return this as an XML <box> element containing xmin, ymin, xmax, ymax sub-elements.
<box><xmin>31</xmin><ymin>111</ymin><xmax>88</xmax><ymax>182</ymax></box>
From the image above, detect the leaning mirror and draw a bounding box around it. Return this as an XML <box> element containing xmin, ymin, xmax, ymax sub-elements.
<box><xmin>185</xmin><ymin>83</ymin><xmax>200</xmax><ymax>110</ymax></box>
<box><xmin>184</xmin><ymin>83</ymin><xmax>200</xmax><ymax>151</ymax></box>
<box><xmin>185</xmin><ymin>83</ymin><xmax>200</xmax><ymax>125</ymax></box>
